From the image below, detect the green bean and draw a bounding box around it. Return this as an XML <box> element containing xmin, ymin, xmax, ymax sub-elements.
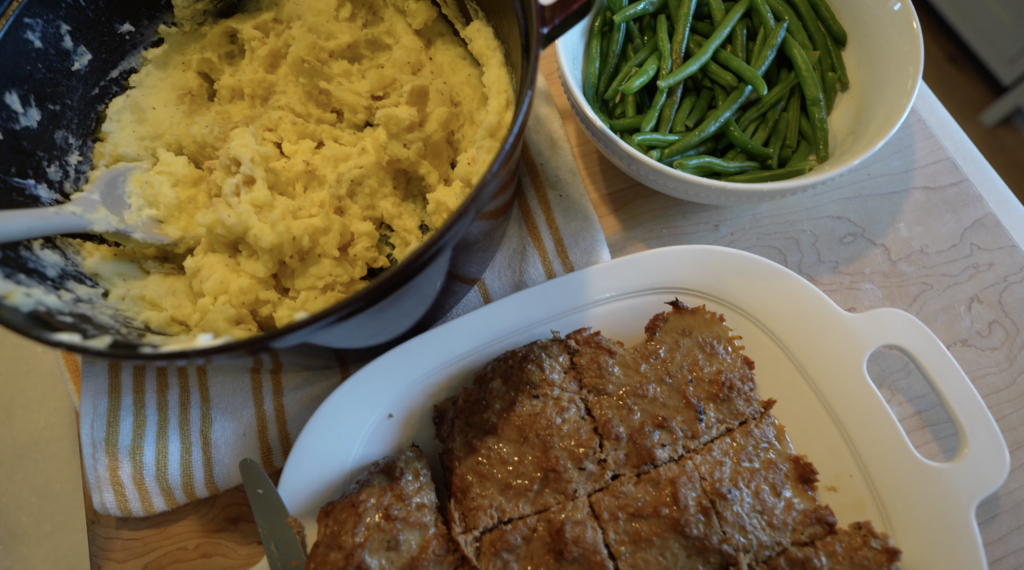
<box><xmin>657</xmin><ymin>14</ymin><xmax>673</xmax><ymax>77</ymax></box>
<box><xmin>765</xmin><ymin>0</ymin><xmax>813</xmax><ymax>52</ymax></box>
<box><xmin>661</xmin><ymin>138</ymin><xmax>718</xmax><ymax>164</ymax></box>
<box><xmin>708</xmin><ymin>0</ymin><xmax>727</xmax><ymax>26</ymax></box>
<box><xmin>691</xmin><ymin>34</ymin><xmax>767</xmax><ymax>96</ymax></box>
<box><xmin>642</xmin><ymin>88</ymin><xmax>670</xmax><ymax>131</ymax></box>
<box><xmin>750</xmin><ymin>95</ymin><xmax>787</xmax><ymax>147</ymax></box>
<box><xmin>594</xmin><ymin>106</ymin><xmax>612</xmax><ymax>127</ymax></box>
<box><xmin>746</xmin><ymin>39</ymin><xmax>756</xmax><ymax>64</ymax></box>
<box><xmin>642</xmin><ymin>15</ymin><xmax>658</xmax><ymax>44</ymax></box>
<box><xmin>821</xmin><ymin>19</ymin><xmax>849</xmax><ymax>85</ymax></box>
<box><xmin>703</xmin><ymin>60</ymin><xmax>741</xmax><ymax>89</ymax></box>
<box><xmin>786</xmin><ymin>138</ymin><xmax>811</xmax><ymax>166</ymax></box>
<box><xmin>610</xmin><ymin>115</ymin><xmax>645</xmax><ymax>132</ymax></box>
<box><xmin>767</xmin><ymin>111</ymin><xmax>789</xmax><ymax>168</ymax></box>
<box><xmin>661</xmin><ymin>20</ymin><xmax>787</xmax><ymax>157</ymax></box>
<box><xmin>693</xmin><ymin>1</ymin><xmax>734</xmax><ymax>19</ymax></box>
<box><xmin>672</xmin><ymin>90</ymin><xmax>699</xmax><ymax>132</ymax></box>
<box><xmin>686</xmin><ymin>87</ymin><xmax>714</xmax><ymax>128</ymax></box>
<box><xmin>607</xmin><ymin>0</ymin><xmax>644</xmax><ymax>43</ymax></box>
<box><xmin>789</xmin><ymin>0</ymin><xmax>831</xmax><ymax>75</ymax></box>
<box><xmin>621</xmin><ymin>132</ymin><xmax>646</xmax><ymax>153</ymax></box>
<box><xmin>626</xmin><ymin>20</ymin><xmax>643</xmax><ymax>42</ymax></box>
<box><xmin>634</xmin><ymin>132</ymin><xmax>683</xmax><ymax>147</ymax></box>
<box><xmin>647</xmin><ymin>148</ymin><xmax>664</xmax><ymax>161</ymax></box>
<box><xmin>784</xmin><ymin>86</ymin><xmax>801</xmax><ymax>150</ymax></box>
<box><xmin>626</xmin><ymin>90</ymin><xmax>638</xmax><ymax>116</ymax></box>
<box><xmin>713</xmin><ymin>83</ymin><xmax>728</xmax><ymax>106</ymax></box>
<box><xmin>750</xmin><ymin>0</ymin><xmax>775</xmax><ymax>31</ymax></box>
<box><xmin>598</xmin><ymin>22</ymin><xmax>628</xmax><ymax>101</ymax></box>
<box><xmin>779</xmin><ymin>147</ymin><xmax>792</xmax><ymax>164</ymax></box>
<box><xmin>612</xmin><ymin>99</ymin><xmax>627</xmax><ymax>118</ymax></box>
<box><xmin>613</xmin><ymin>0</ymin><xmax>667</xmax><ymax>25</ymax></box>
<box><xmin>752</xmin><ymin>23</ymin><xmax>766</xmax><ymax>58</ymax></box>
<box><xmin>782</xmin><ymin>34</ymin><xmax>828</xmax><ymax>161</ymax></box>
<box><xmin>674</xmin><ymin>155</ymin><xmax>761</xmax><ymax>176</ymax></box>
<box><xmin>621</xmin><ymin>52</ymin><xmax>661</xmax><ymax>94</ymax></box>
<box><xmin>583</xmin><ymin>10</ymin><xmax>608</xmax><ymax>106</ymax></box>
<box><xmin>824</xmin><ymin>71</ymin><xmax>838</xmax><ymax>114</ymax></box>
<box><xmin>798</xmin><ymin>113</ymin><xmax>813</xmax><ymax>148</ymax></box>
<box><xmin>659</xmin><ymin>0</ymin><xmax>699</xmax><ymax>132</ymax></box>
<box><xmin>732</xmin><ymin>19</ymin><xmax>748</xmax><ymax>63</ymax></box>
<box><xmin>736</xmin><ymin>72</ymin><xmax>798</xmax><ymax>130</ymax></box>
<box><xmin>723</xmin><ymin>118</ymin><xmax>773</xmax><ymax>160</ymax></box>
<box><xmin>603</xmin><ymin>41</ymin><xmax>659</xmax><ymax>101</ymax></box>
<box><xmin>637</xmin><ymin>82</ymin><xmax>651</xmax><ymax>111</ymax></box>
<box><xmin>723</xmin><ymin>117</ymin><xmax>761</xmax><ymax>159</ymax></box>
<box><xmin>808</xmin><ymin>0</ymin><xmax>847</xmax><ymax>46</ymax></box>
<box><xmin>691</xmin><ymin>20</ymin><xmax>715</xmax><ymax>37</ymax></box>
<box><xmin>639</xmin><ymin>14</ymin><xmax>673</xmax><ymax>133</ymax></box>
<box><xmin>722</xmin><ymin>164</ymin><xmax>810</xmax><ymax>182</ymax></box>
<box><xmin>658</xmin><ymin>0</ymin><xmax>751</xmax><ymax>89</ymax></box>
<box><xmin>667</xmin><ymin>0</ymin><xmax>682</xmax><ymax>21</ymax></box>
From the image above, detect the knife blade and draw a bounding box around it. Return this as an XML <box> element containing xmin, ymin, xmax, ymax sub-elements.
<box><xmin>239</xmin><ymin>458</ymin><xmax>307</xmax><ymax>570</ymax></box>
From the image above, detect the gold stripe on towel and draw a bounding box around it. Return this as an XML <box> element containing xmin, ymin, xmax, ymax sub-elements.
<box><xmin>155</xmin><ymin>367</ymin><xmax>179</xmax><ymax>510</ymax></box>
<box><xmin>269</xmin><ymin>352</ymin><xmax>292</xmax><ymax>459</ymax></box>
<box><xmin>104</xmin><ymin>361</ymin><xmax>130</xmax><ymax>516</ymax></box>
<box><xmin>196</xmin><ymin>365</ymin><xmax>220</xmax><ymax>496</ymax></box>
<box><xmin>522</xmin><ymin>144</ymin><xmax>576</xmax><ymax>274</ymax></box>
<box><xmin>249</xmin><ymin>355</ymin><xmax>274</xmax><ymax>472</ymax></box>
<box><xmin>176</xmin><ymin>367</ymin><xmax>198</xmax><ymax>503</ymax></box>
<box><xmin>475</xmin><ymin>277</ymin><xmax>493</xmax><ymax>305</ymax></box>
<box><xmin>450</xmin><ymin>273</ymin><xmax>493</xmax><ymax>305</ymax></box>
<box><xmin>517</xmin><ymin>175</ymin><xmax>557</xmax><ymax>280</ymax></box>
<box><xmin>130</xmin><ymin>366</ymin><xmax>156</xmax><ymax>516</ymax></box>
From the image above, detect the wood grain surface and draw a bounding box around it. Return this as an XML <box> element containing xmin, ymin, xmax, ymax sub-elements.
<box><xmin>86</xmin><ymin>47</ymin><xmax>1024</xmax><ymax>570</ymax></box>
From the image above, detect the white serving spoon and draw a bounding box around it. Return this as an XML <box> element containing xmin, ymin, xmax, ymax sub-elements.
<box><xmin>0</xmin><ymin>164</ymin><xmax>168</xmax><ymax>245</ymax></box>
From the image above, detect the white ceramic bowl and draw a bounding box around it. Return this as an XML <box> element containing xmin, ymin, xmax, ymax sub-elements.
<box><xmin>555</xmin><ymin>0</ymin><xmax>924</xmax><ymax>205</ymax></box>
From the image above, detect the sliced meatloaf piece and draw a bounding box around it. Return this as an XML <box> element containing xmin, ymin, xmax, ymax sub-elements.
<box><xmin>306</xmin><ymin>445</ymin><xmax>462</xmax><ymax>570</ymax></box>
<box><xmin>433</xmin><ymin>337</ymin><xmax>609</xmax><ymax>554</ymax></box>
<box><xmin>589</xmin><ymin>453</ymin><xmax>730</xmax><ymax>570</ymax></box>
<box><xmin>568</xmin><ymin>301</ymin><xmax>761</xmax><ymax>474</ymax></box>
<box><xmin>476</xmin><ymin>497</ymin><xmax>615</xmax><ymax>570</ymax></box>
<box><xmin>694</xmin><ymin>402</ymin><xmax>837</xmax><ymax>565</ymax></box>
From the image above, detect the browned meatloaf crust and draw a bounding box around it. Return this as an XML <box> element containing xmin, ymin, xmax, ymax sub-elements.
<box><xmin>693</xmin><ymin>402</ymin><xmax>838</xmax><ymax>565</ymax></box>
<box><xmin>568</xmin><ymin>300</ymin><xmax>762</xmax><ymax>474</ymax></box>
<box><xmin>432</xmin><ymin>337</ymin><xmax>609</xmax><ymax>550</ymax></box>
<box><xmin>305</xmin><ymin>445</ymin><xmax>462</xmax><ymax>570</ymax></box>
<box><xmin>476</xmin><ymin>497</ymin><xmax>615</xmax><ymax>570</ymax></box>
<box><xmin>758</xmin><ymin>522</ymin><xmax>901</xmax><ymax>570</ymax></box>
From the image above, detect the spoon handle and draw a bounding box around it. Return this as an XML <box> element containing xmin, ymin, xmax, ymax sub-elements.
<box><xmin>0</xmin><ymin>206</ymin><xmax>91</xmax><ymax>245</ymax></box>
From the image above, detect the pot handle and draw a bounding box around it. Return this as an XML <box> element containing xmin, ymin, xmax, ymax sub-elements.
<box><xmin>538</xmin><ymin>0</ymin><xmax>593</xmax><ymax>48</ymax></box>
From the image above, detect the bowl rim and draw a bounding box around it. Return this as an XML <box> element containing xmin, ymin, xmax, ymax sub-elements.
<box><xmin>0</xmin><ymin>0</ymin><xmax>542</xmax><ymax>361</ymax></box>
<box><xmin>553</xmin><ymin>0</ymin><xmax>925</xmax><ymax>197</ymax></box>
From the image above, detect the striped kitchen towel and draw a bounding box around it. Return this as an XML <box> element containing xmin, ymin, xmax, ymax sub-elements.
<box><xmin>62</xmin><ymin>73</ymin><xmax>612</xmax><ymax>517</ymax></box>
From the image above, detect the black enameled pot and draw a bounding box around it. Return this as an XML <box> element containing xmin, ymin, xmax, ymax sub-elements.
<box><xmin>0</xmin><ymin>0</ymin><xmax>591</xmax><ymax>360</ymax></box>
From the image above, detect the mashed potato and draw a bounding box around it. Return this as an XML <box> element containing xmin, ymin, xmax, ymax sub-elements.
<box><xmin>79</xmin><ymin>0</ymin><xmax>513</xmax><ymax>341</ymax></box>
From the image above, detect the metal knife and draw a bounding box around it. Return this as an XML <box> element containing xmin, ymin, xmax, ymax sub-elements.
<box><xmin>239</xmin><ymin>458</ymin><xmax>307</xmax><ymax>570</ymax></box>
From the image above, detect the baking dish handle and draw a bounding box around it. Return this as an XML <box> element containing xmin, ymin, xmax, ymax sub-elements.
<box><xmin>852</xmin><ymin>308</ymin><xmax>1009</xmax><ymax>501</ymax></box>
<box><xmin>538</xmin><ymin>0</ymin><xmax>593</xmax><ymax>48</ymax></box>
